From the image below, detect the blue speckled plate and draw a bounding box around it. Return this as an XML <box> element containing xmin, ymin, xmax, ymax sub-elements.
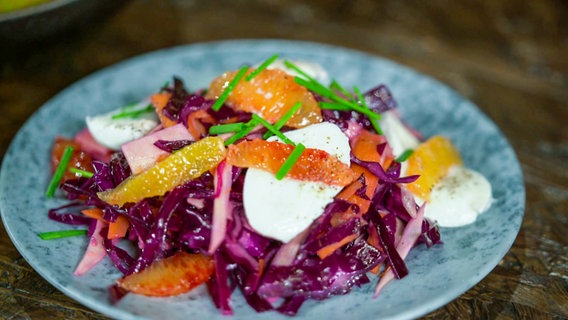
<box><xmin>0</xmin><ymin>40</ymin><xmax>525</xmax><ymax>320</ymax></box>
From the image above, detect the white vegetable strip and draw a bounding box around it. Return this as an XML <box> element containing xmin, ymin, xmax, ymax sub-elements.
<box><xmin>74</xmin><ymin>219</ymin><xmax>112</xmax><ymax>276</ymax></box>
<box><xmin>208</xmin><ymin>160</ymin><xmax>233</xmax><ymax>254</ymax></box>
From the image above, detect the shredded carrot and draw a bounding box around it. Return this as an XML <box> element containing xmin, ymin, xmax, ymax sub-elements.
<box><xmin>108</xmin><ymin>215</ymin><xmax>130</xmax><ymax>239</ymax></box>
<box><xmin>81</xmin><ymin>208</ymin><xmax>129</xmax><ymax>239</ymax></box>
<box><xmin>151</xmin><ymin>93</ymin><xmax>177</xmax><ymax>128</ymax></box>
<box><xmin>81</xmin><ymin>208</ymin><xmax>104</xmax><ymax>220</ymax></box>
<box><xmin>316</xmin><ymin>233</ymin><xmax>359</xmax><ymax>260</ymax></box>
<box><xmin>186</xmin><ymin>109</ymin><xmax>216</xmax><ymax>140</ymax></box>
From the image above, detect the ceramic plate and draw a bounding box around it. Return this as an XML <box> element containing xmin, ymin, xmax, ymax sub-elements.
<box><xmin>0</xmin><ymin>40</ymin><xmax>525</xmax><ymax>320</ymax></box>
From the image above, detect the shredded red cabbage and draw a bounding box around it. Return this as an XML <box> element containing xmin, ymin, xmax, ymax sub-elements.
<box><xmin>48</xmin><ymin>75</ymin><xmax>442</xmax><ymax>317</ymax></box>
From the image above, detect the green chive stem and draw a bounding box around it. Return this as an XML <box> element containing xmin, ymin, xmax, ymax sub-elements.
<box><xmin>245</xmin><ymin>54</ymin><xmax>279</xmax><ymax>81</ymax></box>
<box><xmin>111</xmin><ymin>104</ymin><xmax>154</xmax><ymax>120</ymax></box>
<box><xmin>45</xmin><ymin>146</ymin><xmax>74</xmax><ymax>198</ymax></box>
<box><xmin>263</xmin><ymin>101</ymin><xmax>302</xmax><ymax>139</ymax></box>
<box><xmin>209</xmin><ymin>122</ymin><xmax>245</xmax><ymax>135</ymax></box>
<box><xmin>224</xmin><ymin>119</ymin><xmax>259</xmax><ymax>146</ymax></box>
<box><xmin>319</xmin><ymin>101</ymin><xmax>352</xmax><ymax>111</ymax></box>
<box><xmin>211</xmin><ymin>65</ymin><xmax>249</xmax><ymax>111</ymax></box>
<box><xmin>275</xmin><ymin>143</ymin><xmax>306</xmax><ymax>180</ymax></box>
<box><xmin>395</xmin><ymin>149</ymin><xmax>414</xmax><ymax>162</ymax></box>
<box><xmin>38</xmin><ymin>229</ymin><xmax>88</xmax><ymax>240</ymax></box>
<box><xmin>69</xmin><ymin>167</ymin><xmax>94</xmax><ymax>178</ymax></box>
<box><xmin>251</xmin><ymin>114</ymin><xmax>295</xmax><ymax>146</ymax></box>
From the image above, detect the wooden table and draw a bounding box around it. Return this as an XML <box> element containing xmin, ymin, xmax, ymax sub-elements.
<box><xmin>1</xmin><ymin>1</ymin><xmax>567</xmax><ymax>318</ymax></box>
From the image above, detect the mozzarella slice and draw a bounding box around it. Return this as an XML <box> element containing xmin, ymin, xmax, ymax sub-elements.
<box><xmin>423</xmin><ymin>166</ymin><xmax>492</xmax><ymax>227</ymax></box>
<box><xmin>86</xmin><ymin>100</ymin><xmax>159</xmax><ymax>150</ymax></box>
<box><xmin>243</xmin><ymin>122</ymin><xmax>350</xmax><ymax>243</ymax></box>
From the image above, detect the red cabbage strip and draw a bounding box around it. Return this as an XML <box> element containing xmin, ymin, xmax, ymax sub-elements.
<box><xmin>276</xmin><ymin>296</ymin><xmax>306</xmax><ymax>316</ymax></box>
<box><xmin>103</xmin><ymin>237</ymin><xmax>135</xmax><ymax>274</ymax></box>
<box><xmin>371</xmin><ymin>207</ymin><xmax>408</xmax><ymax>280</ymax></box>
<box><xmin>208</xmin><ymin>250</ymin><xmax>234</xmax><ymax>315</ymax></box>
<box><xmin>374</xmin><ymin>205</ymin><xmax>425</xmax><ymax>297</ymax></box>
<box><xmin>162</xmin><ymin>77</ymin><xmax>190</xmax><ymax>122</ymax></box>
<box><xmin>208</xmin><ymin>160</ymin><xmax>233</xmax><ymax>254</ymax></box>
<box><xmin>363</xmin><ymin>84</ymin><xmax>397</xmax><ymax>114</ymax></box>
<box><xmin>153</xmin><ymin>139</ymin><xmax>193</xmax><ymax>152</ymax></box>
<box><xmin>350</xmin><ymin>154</ymin><xmax>419</xmax><ymax>184</ymax></box>
<box><xmin>127</xmin><ymin>185</ymin><xmax>189</xmax><ymax>274</ymax></box>
<box><xmin>48</xmin><ymin>202</ymin><xmax>92</xmax><ymax>225</ymax></box>
<box><xmin>419</xmin><ymin>218</ymin><xmax>442</xmax><ymax>247</ymax></box>
<box><xmin>303</xmin><ymin>218</ymin><xmax>360</xmax><ymax>253</ymax></box>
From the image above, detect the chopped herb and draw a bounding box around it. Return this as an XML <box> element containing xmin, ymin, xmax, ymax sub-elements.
<box><xmin>69</xmin><ymin>167</ymin><xmax>94</xmax><ymax>178</ymax></box>
<box><xmin>251</xmin><ymin>114</ymin><xmax>295</xmax><ymax>146</ymax></box>
<box><xmin>245</xmin><ymin>54</ymin><xmax>279</xmax><ymax>81</ymax></box>
<box><xmin>275</xmin><ymin>143</ymin><xmax>306</xmax><ymax>180</ymax></box>
<box><xmin>263</xmin><ymin>101</ymin><xmax>302</xmax><ymax>139</ymax></box>
<box><xmin>224</xmin><ymin>119</ymin><xmax>259</xmax><ymax>146</ymax></box>
<box><xmin>111</xmin><ymin>104</ymin><xmax>154</xmax><ymax>120</ymax></box>
<box><xmin>211</xmin><ymin>65</ymin><xmax>249</xmax><ymax>111</ymax></box>
<box><xmin>330</xmin><ymin>79</ymin><xmax>353</xmax><ymax>99</ymax></box>
<box><xmin>395</xmin><ymin>149</ymin><xmax>414</xmax><ymax>162</ymax></box>
<box><xmin>209</xmin><ymin>122</ymin><xmax>245</xmax><ymax>135</ymax></box>
<box><xmin>285</xmin><ymin>61</ymin><xmax>383</xmax><ymax>133</ymax></box>
<box><xmin>354</xmin><ymin>86</ymin><xmax>382</xmax><ymax>134</ymax></box>
<box><xmin>38</xmin><ymin>229</ymin><xmax>88</xmax><ymax>240</ymax></box>
<box><xmin>319</xmin><ymin>101</ymin><xmax>352</xmax><ymax>111</ymax></box>
<box><xmin>45</xmin><ymin>146</ymin><xmax>74</xmax><ymax>198</ymax></box>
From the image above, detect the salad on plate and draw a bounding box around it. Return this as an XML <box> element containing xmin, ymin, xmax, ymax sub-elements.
<box><xmin>42</xmin><ymin>54</ymin><xmax>492</xmax><ymax>316</ymax></box>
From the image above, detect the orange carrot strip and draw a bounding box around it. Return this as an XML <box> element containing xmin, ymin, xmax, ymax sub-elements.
<box><xmin>316</xmin><ymin>233</ymin><xmax>359</xmax><ymax>260</ymax></box>
<box><xmin>186</xmin><ymin>109</ymin><xmax>216</xmax><ymax>140</ymax></box>
<box><xmin>81</xmin><ymin>208</ymin><xmax>104</xmax><ymax>220</ymax></box>
<box><xmin>151</xmin><ymin>92</ymin><xmax>177</xmax><ymax>128</ymax></box>
<box><xmin>108</xmin><ymin>215</ymin><xmax>130</xmax><ymax>239</ymax></box>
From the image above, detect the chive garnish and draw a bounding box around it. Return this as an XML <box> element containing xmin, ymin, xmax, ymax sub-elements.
<box><xmin>69</xmin><ymin>167</ymin><xmax>94</xmax><ymax>178</ymax></box>
<box><xmin>224</xmin><ymin>119</ymin><xmax>259</xmax><ymax>146</ymax></box>
<box><xmin>263</xmin><ymin>101</ymin><xmax>302</xmax><ymax>139</ymax></box>
<box><xmin>275</xmin><ymin>143</ymin><xmax>306</xmax><ymax>180</ymax></box>
<box><xmin>251</xmin><ymin>114</ymin><xmax>295</xmax><ymax>146</ymax></box>
<box><xmin>45</xmin><ymin>146</ymin><xmax>74</xmax><ymax>198</ymax></box>
<box><xmin>319</xmin><ymin>101</ymin><xmax>352</xmax><ymax>111</ymax></box>
<box><xmin>330</xmin><ymin>79</ymin><xmax>353</xmax><ymax>99</ymax></box>
<box><xmin>38</xmin><ymin>229</ymin><xmax>88</xmax><ymax>240</ymax></box>
<box><xmin>284</xmin><ymin>60</ymin><xmax>383</xmax><ymax>133</ymax></box>
<box><xmin>211</xmin><ymin>65</ymin><xmax>249</xmax><ymax>112</ymax></box>
<box><xmin>111</xmin><ymin>104</ymin><xmax>154</xmax><ymax>120</ymax></box>
<box><xmin>209</xmin><ymin>122</ymin><xmax>245</xmax><ymax>135</ymax></box>
<box><xmin>245</xmin><ymin>54</ymin><xmax>279</xmax><ymax>81</ymax></box>
<box><xmin>395</xmin><ymin>149</ymin><xmax>414</xmax><ymax>162</ymax></box>
<box><xmin>354</xmin><ymin>86</ymin><xmax>382</xmax><ymax>134</ymax></box>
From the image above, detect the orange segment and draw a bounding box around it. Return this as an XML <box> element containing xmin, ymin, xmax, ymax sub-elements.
<box><xmin>116</xmin><ymin>252</ymin><xmax>214</xmax><ymax>297</ymax></box>
<box><xmin>205</xmin><ymin>68</ymin><xmax>322</xmax><ymax>128</ymax></box>
<box><xmin>226</xmin><ymin>139</ymin><xmax>356</xmax><ymax>186</ymax></box>
<box><xmin>405</xmin><ymin>135</ymin><xmax>463</xmax><ymax>200</ymax></box>
<box><xmin>98</xmin><ymin>136</ymin><xmax>227</xmax><ymax>206</ymax></box>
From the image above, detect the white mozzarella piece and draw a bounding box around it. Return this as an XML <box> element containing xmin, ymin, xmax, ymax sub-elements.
<box><xmin>86</xmin><ymin>100</ymin><xmax>159</xmax><ymax>150</ymax></box>
<box><xmin>379</xmin><ymin>111</ymin><xmax>420</xmax><ymax>158</ymax></box>
<box><xmin>424</xmin><ymin>166</ymin><xmax>493</xmax><ymax>227</ymax></box>
<box><xmin>243</xmin><ymin>122</ymin><xmax>350</xmax><ymax>243</ymax></box>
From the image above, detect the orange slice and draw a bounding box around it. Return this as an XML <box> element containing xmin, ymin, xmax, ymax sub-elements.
<box><xmin>405</xmin><ymin>135</ymin><xmax>463</xmax><ymax>200</ymax></box>
<box><xmin>226</xmin><ymin>139</ymin><xmax>356</xmax><ymax>186</ymax></box>
<box><xmin>116</xmin><ymin>252</ymin><xmax>214</xmax><ymax>297</ymax></box>
<box><xmin>205</xmin><ymin>68</ymin><xmax>322</xmax><ymax>128</ymax></box>
<box><xmin>98</xmin><ymin>136</ymin><xmax>226</xmax><ymax>206</ymax></box>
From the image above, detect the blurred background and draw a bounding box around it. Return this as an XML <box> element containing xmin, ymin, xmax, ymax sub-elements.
<box><xmin>1</xmin><ymin>0</ymin><xmax>567</xmax><ymax>319</ymax></box>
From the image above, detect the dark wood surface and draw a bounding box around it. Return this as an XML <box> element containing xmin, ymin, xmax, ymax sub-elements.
<box><xmin>1</xmin><ymin>1</ymin><xmax>567</xmax><ymax>319</ymax></box>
